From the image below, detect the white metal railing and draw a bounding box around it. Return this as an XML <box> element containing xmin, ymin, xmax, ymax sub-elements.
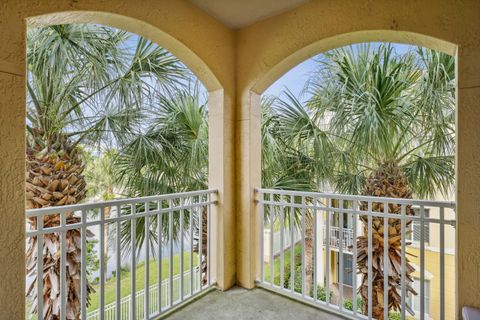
<box><xmin>323</xmin><ymin>226</ymin><xmax>354</xmax><ymax>253</ymax></box>
<box><xmin>86</xmin><ymin>267</ymin><xmax>200</xmax><ymax>320</ymax></box>
<box><xmin>263</xmin><ymin>228</ymin><xmax>301</xmax><ymax>262</ymax></box>
<box><xmin>26</xmin><ymin>189</ymin><xmax>217</xmax><ymax>320</ymax></box>
<box><xmin>256</xmin><ymin>188</ymin><xmax>456</xmax><ymax>320</ymax></box>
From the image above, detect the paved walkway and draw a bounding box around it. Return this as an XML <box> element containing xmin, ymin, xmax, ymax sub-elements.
<box><xmin>163</xmin><ymin>287</ymin><xmax>346</xmax><ymax>320</ymax></box>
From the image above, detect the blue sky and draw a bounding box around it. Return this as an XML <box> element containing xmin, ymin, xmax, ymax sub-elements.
<box><xmin>125</xmin><ymin>31</ymin><xmax>417</xmax><ymax>103</ymax></box>
<box><xmin>264</xmin><ymin>42</ymin><xmax>416</xmax><ymax>99</ymax></box>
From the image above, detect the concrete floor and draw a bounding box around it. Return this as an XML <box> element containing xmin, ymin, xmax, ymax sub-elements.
<box><xmin>162</xmin><ymin>287</ymin><xmax>346</xmax><ymax>320</ymax></box>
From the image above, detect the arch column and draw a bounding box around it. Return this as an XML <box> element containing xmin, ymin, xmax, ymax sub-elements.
<box><xmin>208</xmin><ymin>89</ymin><xmax>236</xmax><ymax>290</ymax></box>
<box><xmin>0</xmin><ymin>25</ymin><xmax>26</xmax><ymax>319</ymax></box>
<box><xmin>0</xmin><ymin>72</ymin><xmax>26</xmax><ymax>319</ymax></box>
<box><xmin>456</xmin><ymin>44</ymin><xmax>480</xmax><ymax>315</ymax></box>
<box><xmin>236</xmin><ymin>90</ymin><xmax>262</xmax><ymax>288</ymax></box>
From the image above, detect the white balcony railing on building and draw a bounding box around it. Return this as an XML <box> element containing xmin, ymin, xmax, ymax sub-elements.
<box><xmin>256</xmin><ymin>188</ymin><xmax>456</xmax><ymax>320</ymax></box>
<box><xmin>323</xmin><ymin>226</ymin><xmax>354</xmax><ymax>253</ymax></box>
<box><xmin>26</xmin><ymin>189</ymin><xmax>217</xmax><ymax>320</ymax></box>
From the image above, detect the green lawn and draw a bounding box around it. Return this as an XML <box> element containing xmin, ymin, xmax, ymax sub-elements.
<box><xmin>264</xmin><ymin>243</ymin><xmax>302</xmax><ymax>287</ymax></box>
<box><xmin>88</xmin><ymin>251</ymin><xmax>199</xmax><ymax>311</ymax></box>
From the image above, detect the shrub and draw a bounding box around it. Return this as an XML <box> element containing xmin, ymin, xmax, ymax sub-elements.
<box><xmin>343</xmin><ymin>297</ymin><xmax>363</xmax><ymax>312</ymax></box>
<box><xmin>389</xmin><ymin>312</ymin><xmax>401</xmax><ymax>320</ymax></box>
<box><xmin>389</xmin><ymin>312</ymin><xmax>415</xmax><ymax>320</ymax></box>
<box><xmin>283</xmin><ymin>266</ymin><xmax>331</xmax><ymax>302</ymax></box>
<box><xmin>283</xmin><ymin>266</ymin><xmax>303</xmax><ymax>293</ymax></box>
<box><xmin>313</xmin><ymin>284</ymin><xmax>329</xmax><ymax>301</ymax></box>
<box><xmin>280</xmin><ymin>252</ymin><xmax>331</xmax><ymax>302</ymax></box>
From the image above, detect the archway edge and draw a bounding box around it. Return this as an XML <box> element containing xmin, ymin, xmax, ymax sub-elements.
<box><xmin>250</xmin><ymin>29</ymin><xmax>457</xmax><ymax>94</ymax></box>
<box><xmin>27</xmin><ymin>10</ymin><xmax>223</xmax><ymax>91</ymax></box>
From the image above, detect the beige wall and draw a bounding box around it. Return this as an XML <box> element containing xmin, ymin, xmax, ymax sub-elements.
<box><xmin>1</xmin><ymin>0</ymin><xmax>480</xmax><ymax>319</ymax></box>
<box><xmin>424</xmin><ymin>209</ymin><xmax>456</xmax><ymax>253</ymax></box>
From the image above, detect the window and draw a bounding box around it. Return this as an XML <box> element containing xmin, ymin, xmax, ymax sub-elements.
<box><xmin>407</xmin><ymin>279</ymin><xmax>430</xmax><ymax>319</ymax></box>
<box><xmin>408</xmin><ymin>207</ymin><xmax>430</xmax><ymax>245</ymax></box>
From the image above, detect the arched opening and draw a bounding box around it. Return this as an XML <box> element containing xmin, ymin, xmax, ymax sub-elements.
<box><xmin>24</xmin><ymin>13</ymin><xmax>226</xmax><ymax>320</ymax></box>
<box><xmin>27</xmin><ymin>11</ymin><xmax>223</xmax><ymax>92</ymax></box>
<box><xmin>250</xmin><ymin>34</ymin><xmax>458</xmax><ymax>320</ymax></box>
<box><xmin>251</xmin><ymin>30</ymin><xmax>456</xmax><ymax>95</ymax></box>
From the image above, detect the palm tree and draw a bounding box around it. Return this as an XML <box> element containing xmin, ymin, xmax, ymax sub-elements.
<box><xmin>270</xmin><ymin>44</ymin><xmax>455</xmax><ymax>319</ymax></box>
<box><xmin>112</xmin><ymin>84</ymin><xmax>209</xmax><ymax>280</ymax></box>
<box><xmin>84</xmin><ymin>149</ymin><xmax>120</xmax><ymax>281</ymax></box>
<box><xmin>25</xmin><ymin>24</ymin><xmax>187</xmax><ymax>320</ymax></box>
<box><xmin>114</xmin><ymin>85</ymin><xmax>208</xmax><ymax>198</ymax></box>
<box><xmin>84</xmin><ymin>149</ymin><xmax>119</xmax><ymax>202</ymax></box>
<box><xmin>261</xmin><ymin>95</ymin><xmax>320</xmax><ymax>295</ymax></box>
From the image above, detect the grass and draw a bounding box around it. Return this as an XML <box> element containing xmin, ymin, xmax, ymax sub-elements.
<box><xmin>264</xmin><ymin>243</ymin><xmax>302</xmax><ymax>286</ymax></box>
<box><xmin>265</xmin><ymin>245</ymin><xmax>416</xmax><ymax>319</ymax></box>
<box><xmin>87</xmin><ymin>251</ymin><xmax>199</xmax><ymax>312</ymax></box>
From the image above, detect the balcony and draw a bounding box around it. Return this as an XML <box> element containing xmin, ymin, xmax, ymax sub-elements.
<box><xmin>324</xmin><ymin>226</ymin><xmax>355</xmax><ymax>254</ymax></box>
<box><xmin>2</xmin><ymin>2</ymin><xmax>480</xmax><ymax>320</ymax></box>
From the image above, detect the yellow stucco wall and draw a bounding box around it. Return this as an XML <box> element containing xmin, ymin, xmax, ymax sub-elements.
<box><xmin>329</xmin><ymin>251</ymin><xmax>338</xmax><ymax>288</ymax></box>
<box><xmin>408</xmin><ymin>248</ymin><xmax>456</xmax><ymax>320</ymax></box>
<box><xmin>1</xmin><ymin>1</ymin><xmax>480</xmax><ymax>319</ymax></box>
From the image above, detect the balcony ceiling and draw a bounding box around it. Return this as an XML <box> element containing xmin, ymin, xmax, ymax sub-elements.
<box><xmin>188</xmin><ymin>0</ymin><xmax>309</xmax><ymax>28</ymax></box>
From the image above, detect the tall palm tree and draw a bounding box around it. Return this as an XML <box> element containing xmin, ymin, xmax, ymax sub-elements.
<box><xmin>262</xmin><ymin>95</ymin><xmax>320</xmax><ymax>295</ymax></box>
<box><xmin>25</xmin><ymin>24</ymin><xmax>187</xmax><ymax>320</ymax></box>
<box><xmin>112</xmin><ymin>84</ymin><xmax>209</xmax><ymax>279</ymax></box>
<box><xmin>84</xmin><ymin>149</ymin><xmax>119</xmax><ymax>202</ymax></box>
<box><xmin>84</xmin><ymin>149</ymin><xmax>120</xmax><ymax>281</ymax></box>
<box><xmin>271</xmin><ymin>44</ymin><xmax>455</xmax><ymax>319</ymax></box>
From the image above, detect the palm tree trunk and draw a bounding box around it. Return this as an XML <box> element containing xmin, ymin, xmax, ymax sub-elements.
<box><xmin>25</xmin><ymin>148</ymin><xmax>93</xmax><ymax>320</ymax></box>
<box><xmin>304</xmin><ymin>213</ymin><xmax>314</xmax><ymax>296</ymax></box>
<box><xmin>357</xmin><ymin>163</ymin><xmax>417</xmax><ymax>319</ymax></box>
<box><xmin>103</xmin><ymin>205</ymin><xmax>112</xmax><ymax>281</ymax></box>
<box><xmin>193</xmin><ymin>207</ymin><xmax>208</xmax><ymax>285</ymax></box>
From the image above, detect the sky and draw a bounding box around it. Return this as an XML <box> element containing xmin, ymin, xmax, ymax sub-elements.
<box><xmin>121</xmin><ymin>30</ymin><xmax>418</xmax><ymax>104</ymax></box>
<box><xmin>264</xmin><ymin>42</ymin><xmax>416</xmax><ymax>100</ymax></box>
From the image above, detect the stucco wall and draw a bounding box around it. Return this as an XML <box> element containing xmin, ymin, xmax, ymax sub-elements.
<box><xmin>408</xmin><ymin>247</ymin><xmax>456</xmax><ymax>320</ymax></box>
<box><xmin>1</xmin><ymin>0</ymin><xmax>480</xmax><ymax>319</ymax></box>
<box><xmin>0</xmin><ymin>71</ymin><xmax>27</xmax><ymax>319</ymax></box>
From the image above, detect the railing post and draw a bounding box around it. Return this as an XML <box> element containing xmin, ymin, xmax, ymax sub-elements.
<box><xmin>37</xmin><ymin>215</ymin><xmax>44</xmax><ymax>320</ymax></box>
<box><xmin>325</xmin><ymin>197</ymin><xmax>331</xmax><ymax>304</ymax></box>
<box><xmin>367</xmin><ymin>201</ymin><xmax>373</xmax><ymax>319</ymax></box>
